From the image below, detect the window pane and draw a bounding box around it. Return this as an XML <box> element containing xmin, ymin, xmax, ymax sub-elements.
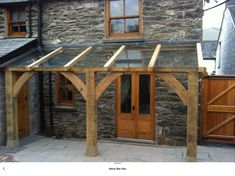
<box><xmin>12</xmin><ymin>24</ymin><xmax>19</xmax><ymax>32</ymax></box>
<box><xmin>139</xmin><ymin>75</ymin><xmax>150</xmax><ymax>114</ymax></box>
<box><xmin>19</xmin><ymin>24</ymin><xmax>26</xmax><ymax>32</ymax></box>
<box><xmin>125</xmin><ymin>18</ymin><xmax>139</xmax><ymax>33</ymax></box>
<box><xmin>60</xmin><ymin>75</ymin><xmax>66</xmax><ymax>86</ymax></box>
<box><xmin>121</xmin><ymin>75</ymin><xmax>131</xmax><ymax>113</ymax></box>
<box><xmin>19</xmin><ymin>10</ymin><xmax>25</xmax><ymax>21</ymax></box>
<box><xmin>110</xmin><ymin>0</ymin><xmax>123</xmax><ymax>17</ymax></box>
<box><xmin>11</xmin><ymin>11</ymin><xmax>17</xmax><ymax>21</ymax></box>
<box><xmin>67</xmin><ymin>90</ymin><xmax>73</xmax><ymax>100</ymax></box>
<box><xmin>60</xmin><ymin>88</ymin><xmax>67</xmax><ymax>101</ymax></box>
<box><xmin>125</xmin><ymin>0</ymin><xmax>139</xmax><ymax>16</ymax></box>
<box><xmin>111</xmin><ymin>19</ymin><xmax>124</xmax><ymax>33</ymax></box>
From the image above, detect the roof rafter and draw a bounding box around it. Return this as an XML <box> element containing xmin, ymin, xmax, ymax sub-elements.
<box><xmin>148</xmin><ymin>44</ymin><xmax>161</xmax><ymax>70</ymax></box>
<box><xmin>63</xmin><ymin>46</ymin><xmax>92</xmax><ymax>71</ymax></box>
<box><xmin>196</xmin><ymin>43</ymin><xmax>204</xmax><ymax>67</ymax></box>
<box><xmin>26</xmin><ymin>47</ymin><xmax>63</xmax><ymax>70</ymax></box>
<box><xmin>104</xmin><ymin>45</ymin><xmax>126</xmax><ymax>68</ymax></box>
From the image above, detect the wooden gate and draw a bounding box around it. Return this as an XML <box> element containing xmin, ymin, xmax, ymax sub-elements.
<box><xmin>202</xmin><ymin>76</ymin><xmax>235</xmax><ymax>143</ymax></box>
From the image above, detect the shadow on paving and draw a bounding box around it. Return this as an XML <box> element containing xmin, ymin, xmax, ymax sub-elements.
<box><xmin>0</xmin><ymin>135</ymin><xmax>44</xmax><ymax>154</ymax></box>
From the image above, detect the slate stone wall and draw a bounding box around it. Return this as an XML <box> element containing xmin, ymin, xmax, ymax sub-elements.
<box><xmin>0</xmin><ymin>8</ymin><xmax>4</xmax><ymax>39</ymax></box>
<box><xmin>156</xmin><ymin>74</ymin><xmax>188</xmax><ymax>146</ymax></box>
<box><xmin>0</xmin><ymin>72</ymin><xmax>6</xmax><ymax>146</ymax></box>
<box><xmin>41</xmin><ymin>0</ymin><xmax>203</xmax><ymax>46</ymax></box>
<box><xmin>28</xmin><ymin>74</ymin><xmax>40</xmax><ymax>135</ymax></box>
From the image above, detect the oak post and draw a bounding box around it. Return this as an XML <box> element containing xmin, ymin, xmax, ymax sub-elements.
<box><xmin>85</xmin><ymin>71</ymin><xmax>98</xmax><ymax>156</ymax></box>
<box><xmin>5</xmin><ymin>71</ymin><xmax>19</xmax><ymax>147</ymax></box>
<box><xmin>186</xmin><ymin>71</ymin><xmax>199</xmax><ymax>161</ymax></box>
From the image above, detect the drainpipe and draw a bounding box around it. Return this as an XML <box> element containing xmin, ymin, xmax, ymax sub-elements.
<box><xmin>48</xmin><ymin>71</ymin><xmax>54</xmax><ymax>129</ymax></box>
<box><xmin>37</xmin><ymin>0</ymin><xmax>45</xmax><ymax>133</ymax></box>
<box><xmin>39</xmin><ymin>72</ymin><xmax>45</xmax><ymax>133</ymax></box>
<box><xmin>37</xmin><ymin>0</ymin><xmax>42</xmax><ymax>48</ymax></box>
<box><xmin>28</xmin><ymin>0</ymin><xmax>32</xmax><ymax>38</ymax></box>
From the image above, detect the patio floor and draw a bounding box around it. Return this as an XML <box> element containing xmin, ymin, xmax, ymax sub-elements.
<box><xmin>0</xmin><ymin>135</ymin><xmax>234</xmax><ymax>162</ymax></box>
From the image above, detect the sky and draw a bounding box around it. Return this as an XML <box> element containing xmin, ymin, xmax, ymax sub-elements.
<box><xmin>203</xmin><ymin>0</ymin><xmax>226</xmax><ymax>40</ymax></box>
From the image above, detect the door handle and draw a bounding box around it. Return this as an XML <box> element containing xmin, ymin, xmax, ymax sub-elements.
<box><xmin>132</xmin><ymin>105</ymin><xmax>135</xmax><ymax>111</ymax></box>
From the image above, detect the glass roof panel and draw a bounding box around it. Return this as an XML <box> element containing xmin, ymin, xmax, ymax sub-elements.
<box><xmin>113</xmin><ymin>46</ymin><xmax>155</xmax><ymax>67</ymax></box>
<box><xmin>7</xmin><ymin>50</ymin><xmax>41</xmax><ymax>67</ymax></box>
<box><xmin>39</xmin><ymin>49</ymin><xmax>84</xmax><ymax>68</ymax></box>
<box><xmin>155</xmin><ymin>46</ymin><xmax>197</xmax><ymax>67</ymax></box>
<box><xmin>74</xmin><ymin>47</ymin><xmax>117</xmax><ymax>67</ymax></box>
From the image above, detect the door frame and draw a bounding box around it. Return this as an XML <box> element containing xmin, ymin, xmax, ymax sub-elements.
<box><xmin>115</xmin><ymin>72</ymin><xmax>156</xmax><ymax>140</ymax></box>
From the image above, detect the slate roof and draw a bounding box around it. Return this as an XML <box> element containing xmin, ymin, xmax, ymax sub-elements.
<box><xmin>0</xmin><ymin>38</ymin><xmax>37</xmax><ymax>65</ymax></box>
<box><xmin>201</xmin><ymin>41</ymin><xmax>217</xmax><ymax>60</ymax></box>
<box><xmin>0</xmin><ymin>0</ymin><xmax>29</xmax><ymax>4</ymax></box>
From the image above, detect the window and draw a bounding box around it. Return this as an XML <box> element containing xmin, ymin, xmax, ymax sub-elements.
<box><xmin>7</xmin><ymin>6</ymin><xmax>27</xmax><ymax>37</ymax></box>
<box><xmin>56</xmin><ymin>73</ymin><xmax>74</xmax><ymax>106</ymax></box>
<box><xmin>106</xmin><ymin>0</ymin><xmax>142</xmax><ymax>38</ymax></box>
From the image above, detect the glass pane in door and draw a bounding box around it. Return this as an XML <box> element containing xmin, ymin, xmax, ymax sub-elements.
<box><xmin>121</xmin><ymin>75</ymin><xmax>132</xmax><ymax>113</ymax></box>
<box><xmin>139</xmin><ymin>75</ymin><xmax>150</xmax><ymax>114</ymax></box>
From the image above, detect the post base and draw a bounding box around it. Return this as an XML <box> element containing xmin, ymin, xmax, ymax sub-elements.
<box><xmin>7</xmin><ymin>139</ymin><xmax>19</xmax><ymax>148</ymax></box>
<box><xmin>85</xmin><ymin>146</ymin><xmax>99</xmax><ymax>157</ymax></box>
<box><xmin>186</xmin><ymin>156</ymin><xmax>197</xmax><ymax>162</ymax></box>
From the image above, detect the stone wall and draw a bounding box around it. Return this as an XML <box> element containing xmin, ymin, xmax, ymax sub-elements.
<box><xmin>41</xmin><ymin>0</ymin><xmax>203</xmax><ymax>46</ymax></box>
<box><xmin>0</xmin><ymin>8</ymin><xmax>4</xmax><ymax>39</ymax></box>
<box><xmin>28</xmin><ymin>74</ymin><xmax>40</xmax><ymax>134</ymax></box>
<box><xmin>0</xmin><ymin>72</ymin><xmax>6</xmax><ymax>145</ymax></box>
<box><xmin>156</xmin><ymin>74</ymin><xmax>188</xmax><ymax>146</ymax></box>
<box><xmin>143</xmin><ymin>0</ymin><xmax>202</xmax><ymax>40</ymax></box>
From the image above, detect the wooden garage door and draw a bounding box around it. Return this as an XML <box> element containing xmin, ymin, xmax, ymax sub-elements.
<box><xmin>202</xmin><ymin>76</ymin><xmax>235</xmax><ymax>143</ymax></box>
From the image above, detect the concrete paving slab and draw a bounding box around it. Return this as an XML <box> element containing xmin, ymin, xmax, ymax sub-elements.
<box><xmin>1</xmin><ymin>135</ymin><xmax>235</xmax><ymax>162</ymax></box>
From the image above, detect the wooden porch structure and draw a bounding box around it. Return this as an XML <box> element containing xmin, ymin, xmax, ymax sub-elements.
<box><xmin>4</xmin><ymin>43</ymin><xmax>205</xmax><ymax>161</ymax></box>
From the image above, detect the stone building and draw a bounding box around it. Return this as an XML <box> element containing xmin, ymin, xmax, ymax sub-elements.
<box><xmin>0</xmin><ymin>0</ymin><xmax>203</xmax><ymax>147</ymax></box>
<box><xmin>216</xmin><ymin>2</ymin><xmax>235</xmax><ymax>75</ymax></box>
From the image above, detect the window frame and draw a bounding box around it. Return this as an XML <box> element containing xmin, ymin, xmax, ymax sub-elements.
<box><xmin>106</xmin><ymin>0</ymin><xmax>142</xmax><ymax>38</ymax></box>
<box><xmin>56</xmin><ymin>73</ymin><xmax>75</xmax><ymax>107</ymax></box>
<box><xmin>6</xmin><ymin>6</ymin><xmax>27</xmax><ymax>37</ymax></box>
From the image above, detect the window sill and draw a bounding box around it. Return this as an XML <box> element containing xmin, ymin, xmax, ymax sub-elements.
<box><xmin>102</xmin><ymin>37</ymin><xmax>145</xmax><ymax>44</ymax></box>
<box><xmin>54</xmin><ymin>106</ymin><xmax>77</xmax><ymax>112</ymax></box>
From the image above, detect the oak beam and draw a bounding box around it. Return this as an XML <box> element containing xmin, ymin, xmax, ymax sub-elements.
<box><xmin>64</xmin><ymin>47</ymin><xmax>92</xmax><ymax>71</ymax></box>
<box><xmin>5</xmin><ymin>71</ymin><xmax>19</xmax><ymax>147</ymax></box>
<box><xmin>186</xmin><ymin>71</ymin><xmax>199</xmax><ymax>161</ymax></box>
<box><xmin>13</xmin><ymin>72</ymin><xmax>36</xmax><ymax>97</ymax></box>
<box><xmin>95</xmin><ymin>73</ymin><xmax>123</xmax><ymax>100</ymax></box>
<box><xmin>148</xmin><ymin>44</ymin><xmax>161</xmax><ymax>70</ymax></box>
<box><xmin>103</xmin><ymin>45</ymin><xmax>125</xmax><ymax>68</ymax></box>
<box><xmin>26</xmin><ymin>47</ymin><xmax>63</xmax><ymax>70</ymax></box>
<box><xmin>7</xmin><ymin>66</ymin><xmax>203</xmax><ymax>73</ymax></box>
<box><xmin>61</xmin><ymin>72</ymin><xmax>87</xmax><ymax>101</ymax></box>
<box><xmin>196</xmin><ymin>43</ymin><xmax>204</xmax><ymax>67</ymax></box>
<box><xmin>85</xmin><ymin>71</ymin><xmax>98</xmax><ymax>156</ymax></box>
<box><xmin>159</xmin><ymin>73</ymin><xmax>188</xmax><ymax>106</ymax></box>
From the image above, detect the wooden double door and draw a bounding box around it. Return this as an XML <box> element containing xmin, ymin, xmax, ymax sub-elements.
<box><xmin>116</xmin><ymin>73</ymin><xmax>155</xmax><ymax>140</ymax></box>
